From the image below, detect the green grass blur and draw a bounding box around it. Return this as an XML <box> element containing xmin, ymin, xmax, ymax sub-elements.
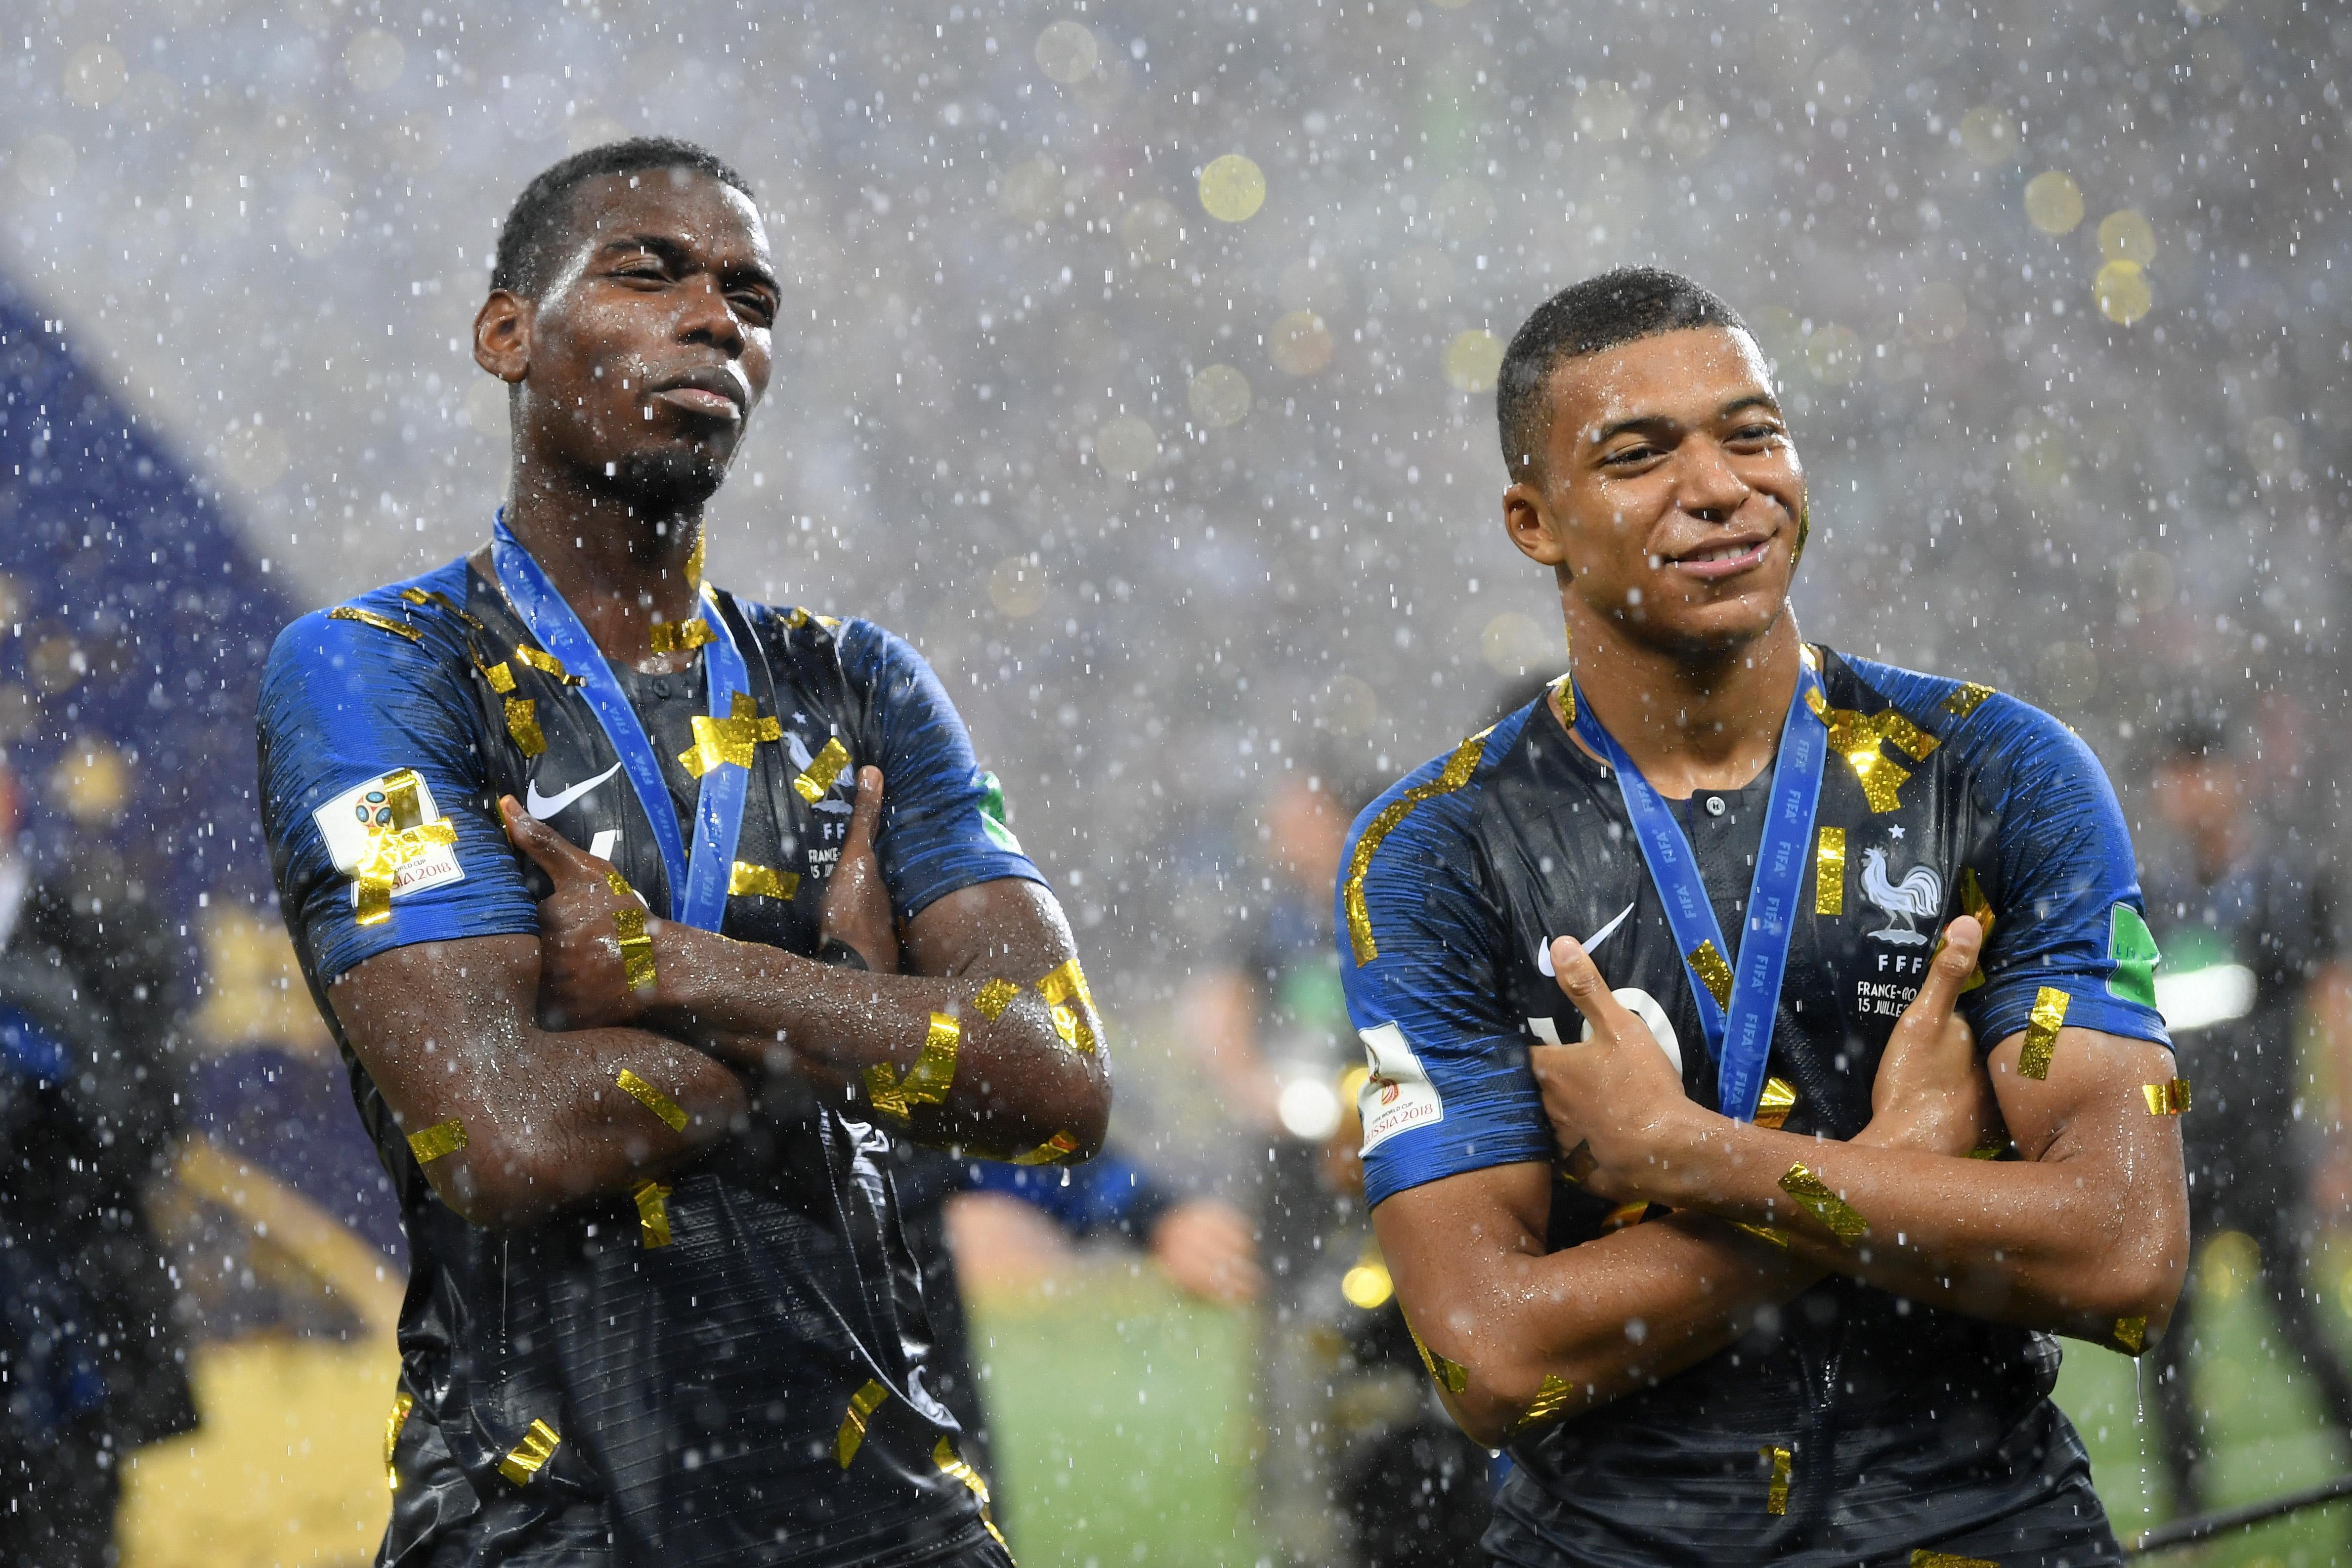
<box><xmin>973</xmin><ymin>1234</ymin><xmax>2352</xmax><ymax>1568</ymax></box>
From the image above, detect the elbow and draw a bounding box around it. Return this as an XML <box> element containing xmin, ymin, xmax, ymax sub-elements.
<box><xmin>2091</xmin><ymin>1216</ymin><xmax>2189</xmax><ymax>1351</ymax></box>
<box><xmin>424</xmin><ymin>1137</ymin><xmax>569</xmax><ymax>1231</ymax></box>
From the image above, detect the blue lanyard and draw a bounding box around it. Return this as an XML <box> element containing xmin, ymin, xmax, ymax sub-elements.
<box><xmin>1567</xmin><ymin>667</ymin><xmax>1829</xmax><ymax>1122</ymax></box>
<box><xmin>490</xmin><ymin>514</ymin><xmax>752</xmax><ymax>931</ymax></box>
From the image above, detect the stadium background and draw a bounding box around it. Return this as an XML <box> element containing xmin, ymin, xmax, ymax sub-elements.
<box><xmin>3</xmin><ymin>0</ymin><xmax>2348</xmax><ymax>1561</ymax></box>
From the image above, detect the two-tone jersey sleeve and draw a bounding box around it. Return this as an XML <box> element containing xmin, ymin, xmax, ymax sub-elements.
<box><xmin>258</xmin><ymin>607</ymin><xmax>537</xmax><ymax>984</ymax></box>
<box><xmin>1338</xmin><ymin>775</ymin><xmax>1552</xmax><ymax>1210</ymax></box>
<box><xmin>1961</xmin><ymin>697</ymin><xmax>2171</xmax><ymax>1051</ymax></box>
<box><xmin>837</xmin><ymin>620</ymin><xmax>1047</xmax><ymax>923</ymax></box>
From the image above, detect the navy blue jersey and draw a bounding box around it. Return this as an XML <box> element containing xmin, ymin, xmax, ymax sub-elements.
<box><xmin>259</xmin><ymin>553</ymin><xmax>1040</xmax><ymax>1567</ymax></box>
<box><xmin>1338</xmin><ymin>648</ymin><xmax>2166</xmax><ymax>1568</ymax></box>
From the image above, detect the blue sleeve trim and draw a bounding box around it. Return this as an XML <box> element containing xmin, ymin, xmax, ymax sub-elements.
<box><xmin>260</xmin><ymin>583</ymin><xmax>540</xmax><ymax>985</ymax></box>
<box><xmin>963</xmin><ymin>1149</ymin><xmax>1167</xmax><ymax>1235</ymax></box>
<box><xmin>835</xmin><ymin>619</ymin><xmax>1048</xmax><ymax>921</ymax></box>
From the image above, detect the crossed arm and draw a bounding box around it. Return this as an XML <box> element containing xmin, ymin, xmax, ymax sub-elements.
<box><xmin>1374</xmin><ymin>919</ymin><xmax>2189</xmax><ymax>1447</ymax></box>
<box><xmin>329</xmin><ymin>768</ymin><xmax>1111</xmax><ymax>1229</ymax></box>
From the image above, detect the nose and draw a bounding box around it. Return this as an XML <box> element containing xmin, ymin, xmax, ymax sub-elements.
<box><xmin>678</xmin><ymin>273</ymin><xmax>745</xmax><ymax>357</ymax></box>
<box><xmin>1675</xmin><ymin>435</ymin><xmax>1751</xmax><ymax>524</ymax></box>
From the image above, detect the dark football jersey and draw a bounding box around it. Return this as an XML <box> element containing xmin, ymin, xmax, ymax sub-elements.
<box><xmin>258</xmin><ymin>552</ymin><xmax>1040</xmax><ymax>1567</ymax></box>
<box><xmin>1338</xmin><ymin>647</ymin><xmax>2169</xmax><ymax>1568</ymax></box>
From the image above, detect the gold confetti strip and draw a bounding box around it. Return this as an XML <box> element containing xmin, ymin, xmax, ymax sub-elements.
<box><xmin>1732</xmin><ymin>1221</ymin><xmax>1793</xmax><ymax>1249</ymax></box>
<box><xmin>1754</xmin><ymin>1076</ymin><xmax>1798</xmax><ymax>1131</ymax></box>
<box><xmin>933</xmin><ymin>1437</ymin><xmax>1011</xmax><ymax>1552</ymax></box>
<box><xmin>1779</xmin><ymin>1163</ymin><xmax>1868</xmax><ymax>1243</ymax></box>
<box><xmin>329</xmin><ymin>605</ymin><xmax>422</xmax><ymax>642</ymax></box>
<box><xmin>1406</xmin><ymin>1319</ymin><xmax>1470</xmax><ymax>1396</ymax></box>
<box><xmin>972</xmin><ymin>976</ymin><xmax>1021</xmax><ymax>1021</ymax></box>
<box><xmin>1686</xmin><ymin>940</ymin><xmax>1734</xmax><ymax>1011</ymax></box>
<box><xmin>1762</xmin><ymin>1444</ymin><xmax>1792</xmax><ymax>1515</ymax></box>
<box><xmin>497</xmin><ymin>1418</ymin><xmax>561</xmax><ymax>1486</ymax></box>
<box><xmin>384</xmin><ymin>1391</ymin><xmax>413</xmax><ymax>1492</ymax></box>
<box><xmin>1035</xmin><ymin>957</ymin><xmax>1101</xmax><ymax>1054</ymax></box>
<box><xmin>1805</xmin><ymin>687</ymin><xmax>1939</xmax><ymax>812</ymax></box>
<box><xmin>835</xmin><ymin>1379</ymin><xmax>890</xmax><ymax>1468</ymax></box>
<box><xmin>398</xmin><ymin>586</ymin><xmax>485</xmax><ymax>629</ymax></box>
<box><xmin>1913</xmin><ymin>1551</ymin><xmax>1998</xmax><ymax>1568</ymax></box>
<box><xmin>513</xmin><ymin>645</ymin><xmax>585</xmax><ymax>685</ymax></box>
<box><xmin>1600</xmin><ymin>1200</ymin><xmax>1650</xmax><ymax>1232</ymax></box>
<box><xmin>633</xmin><ymin>1180</ymin><xmax>673</xmax><ymax>1248</ymax></box>
<box><xmin>350</xmin><ymin>770</ymin><xmax>459</xmax><ymax>926</ymax></box>
<box><xmin>1510</xmin><ymin>1374</ymin><xmax>1576</xmax><ymax>1437</ymax></box>
<box><xmin>471</xmin><ymin>651</ymin><xmax>516</xmax><ymax>694</ymax></box>
<box><xmin>505</xmin><ymin>697</ymin><xmax>546</xmax><ymax>759</ymax></box>
<box><xmin>2018</xmin><ymin>986</ymin><xmax>2069</xmax><ymax>1080</ymax></box>
<box><xmin>865</xmin><ymin>1013</ymin><xmax>961</xmax><ymax>1120</ymax></box>
<box><xmin>1957</xmin><ymin>867</ymin><xmax>1996</xmax><ymax>993</ymax></box>
<box><xmin>406</xmin><ymin>1118</ymin><xmax>467</xmax><ymax>1164</ymax></box>
<box><xmin>648</xmin><ymin>617</ymin><xmax>716</xmax><ymax>655</ymax></box>
<box><xmin>1968</xmin><ymin>1139</ymin><xmax>2007</xmax><ymax>1161</ymax></box>
<box><xmin>790</xmin><ymin>735</ymin><xmax>853</xmax><ymax>803</ymax></box>
<box><xmin>1012</xmin><ymin>1130</ymin><xmax>1085</xmax><ymax>1166</ymax></box>
<box><xmin>604</xmin><ymin>868</ymin><xmax>635</xmax><ymax>899</ymax></box>
<box><xmin>727</xmin><ymin>862</ymin><xmax>799</xmax><ymax>900</ymax></box>
<box><xmin>1814</xmin><ymin>828</ymin><xmax>1846</xmax><ymax>916</ymax></box>
<box><xmin>1344</xmin><ymin>727</ymin><xmax>1493</xmax><ymax>964</ymax></box>
<box><xmin>612</xmin><ymin>906</ymin><xmax>657</xmax><ymax>992</ymax></box>
<box><xmin>2143</xmin><ymin>1078</ymin><xmax>2192</xmax><ymax>1116</ymax></box>
<box><xmin>2113</xmin><ymin>1315</ymin><xmax>2148</xmax><ymax>1355</ymax></box>
<box><xmin>685</xmin><ymin>530</ymin><xmax>706</xmax><ymax>589</ymax></box>
<box><xmin>616</xmin><ymin>1068</ymin><xmax>688</xmax><ymax>1132</ymax></box>
<box><xmin>683</xmin><ymin>692</ymin><xmax>784</xmax><ymax>778</ymax></box>
<box><xmin>1550</xmin><ymin>670</ymin><xmax>1576</xmax><ymax>725</ymax></box>
<box><xmin>1941</xmin><ymin>682</ymin><xmax>1998</xmax><ymax>722</ymax></box>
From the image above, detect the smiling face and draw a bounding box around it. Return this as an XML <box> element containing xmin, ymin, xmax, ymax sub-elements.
<box><xmin>474</xmin><ymin>167</ymin><xmax>780</xmax><ymax>514</ymax></box>
<box><xmin>1503</xmin><ymin>325</ymin><xmax>1805</xmax><ymax>659</ymax></box>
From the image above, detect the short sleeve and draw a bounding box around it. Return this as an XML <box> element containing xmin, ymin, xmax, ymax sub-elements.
<box><xmin>259</xmin><ymin>604</ymin><xmax>538</xmax><ymax>985</ymax></box>
<box><xmin>838</xmin><ymin>621</ymin><xmax>1047</xmax><ymax>922</ymax></box>
<box><xmin>1961</xmin><ymin>698</ymin><xmax>2171</xmax><ymax>1051</ymax></box>
<box><xmin>1338</xmin><ymin>771</ymin><xmax>1552</xmax><ymax>1210</ymax></box>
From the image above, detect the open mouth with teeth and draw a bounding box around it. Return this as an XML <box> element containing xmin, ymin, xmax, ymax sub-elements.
<box><xmin>1668</xmin><ymin>538</ymin><xmax>1772</xmax><ymax>581</ymax></box>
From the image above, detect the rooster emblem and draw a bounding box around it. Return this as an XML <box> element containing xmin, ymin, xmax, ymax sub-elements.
<box><xmin>1859</xmin><ymin>848</ymin><xmax>1942</xmax><ymax>946</ymax></box>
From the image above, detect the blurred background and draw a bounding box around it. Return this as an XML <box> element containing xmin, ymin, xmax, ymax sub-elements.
<box><xmin>3</xmin><ymin>0</ymin><xmax>2350</xmax><ymax>1562</ymax></box>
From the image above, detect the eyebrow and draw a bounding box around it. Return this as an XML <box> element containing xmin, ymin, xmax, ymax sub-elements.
<box><xmin>1588</xmin><ymin>392</ymin><xmax>1784</xmax><ymax>449</ymax></box>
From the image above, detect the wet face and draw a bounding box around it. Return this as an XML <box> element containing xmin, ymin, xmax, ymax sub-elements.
<box><xmin>1503</xmin><ymin>326</ymin><xmax>1805</xmax><ymax>657</ymax></box>
<box><xmin>475</xmin><ymin>168</ymin><xmax>779</xmax><ymax>513</ymax></box>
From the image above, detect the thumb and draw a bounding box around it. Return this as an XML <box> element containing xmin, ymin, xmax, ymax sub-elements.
<box><xmin>841</xmin><ymin>766</ymin><xmax>885</xmax><ymax>864</ymax></box>
<box><xmin>1549</xmin><ymin>935</ymin><xmax>1635</xmax><ymax>1039</ymax></box>
<box><xmin>499</xmin><ymin>795</ymin><xmax>597</xmax><ymax>878</ymax></box>
<box><xmin>1903</xmin><ymin>915</ymin><xmax>1985</xmax><ymax>1030</ymax></box>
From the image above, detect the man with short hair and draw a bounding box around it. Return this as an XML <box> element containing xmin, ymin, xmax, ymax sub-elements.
<box><xmin>1341</xmin><ymin>267</ymin><xmax>2188</xmax><ymax>1566</ymax></box>
<box><xmin>259</xmin><ymin>138</ymin><xmax>1108</xmax><ymax>1566</ymax></box>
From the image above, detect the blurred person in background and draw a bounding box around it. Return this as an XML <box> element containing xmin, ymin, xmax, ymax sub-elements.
<box><xmin>0</xmin><ymin>756</ymin><xmax>197</xmax><ymax>1566</ymax></box>
<box><xmin>1182</xmin><ymin>769</ymin><xmax>1492</xmax><ymax>1568</ymax></box>
<box><xmin>882</xmin><ymin>1129</ymin><xmax>1261</xmax><ymax>1517</ymax></box>
<box><xmin>258</xmin><ymin>139</ymin><xmax>1107</xmax><ymax>1566</ymax></box>
<box><xmin>2142</xmin><ymin>716</ymin><xmax>2352</xmax><ymax>1522</ymax></box>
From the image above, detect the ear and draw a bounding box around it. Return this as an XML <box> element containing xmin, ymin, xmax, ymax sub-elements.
<box><xmin>1503</xmin><ymin>476</ymin><xmax>1572</xmax><ymax>569</ymax></box>
<box><xmin>473</xmin><ymin>289</ymin><xmax>532</xmax><ymax>385</ymax></box>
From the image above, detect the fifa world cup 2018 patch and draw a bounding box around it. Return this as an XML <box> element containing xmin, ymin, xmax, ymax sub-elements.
<box><xmin>313</xmin><ymin>768</ymin><xmax>463</xmax><ymax>921</ymax></box>
<box><xmin>1355</xmin><ymin>1021</ymin><xmax>1445</xmax><ymax>1153</ymax></box>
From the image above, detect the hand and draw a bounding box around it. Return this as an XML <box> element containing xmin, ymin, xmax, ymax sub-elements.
<box><xmin>500</xmin><ymin>795</ymin><xmax>657</xmax><ymax>1031</ymax></box>
<box><xmin>819</xmin><ymin>766</ymin><xmax>898</xmax><ymax>974</ymax></box>
<box><xmin>1530</xmin><ymin>934</ymin><xmax>1708</xmax><ymax>1205</ymax></box>
<box><xmin>1149</xmin><ymin>1198</ymin><xmax>1264</xmax><ymax>1305</ymax></box>
<box><xmin>1857</xmin><ymin>916</ymin><xmax>2000</xmax><ymax>1156</ymax></box>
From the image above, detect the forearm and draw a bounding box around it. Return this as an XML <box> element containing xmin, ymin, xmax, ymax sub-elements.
<box><xmin>1651</xmin><ymin>1118</ymin><xmax>2177</xmax><ymax>1339</ymax></box>
<box><xmin>1384</xmin><ymin>1201</ymin><xmax>1822</xmax><ymax>1446</ymax></box>
<box><xmin>647</xmin><ymin>924</ymin><xmax>1108</xmax><ymax>1158</ymax></box>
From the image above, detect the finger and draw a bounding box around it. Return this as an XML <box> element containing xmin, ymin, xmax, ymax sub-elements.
<box><xmin>498</xmin><ymin>795</ymin><xmax>587</xmax><ymax>875</ymax></box>
<box><xmin>841</xmin><ymin>766</ymin><xmax>885</xmax><ymax>864</ymax></box>
<box><xmin>1900</xmin><ymin>916</ymin><xmax>1985</xmax><ymax>1028</ymax></box>
<box><xmin>1548</xmin><ymin>935</ymin><xmax>1638</xmax><ymax>1038</ymax></box>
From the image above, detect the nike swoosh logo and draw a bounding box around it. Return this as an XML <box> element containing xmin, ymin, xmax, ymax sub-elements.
<box><xmin>1537</xmin><ymin>901</ymin><xmax>1636</xmax><ymax>977</ymax></box>
<box><xmin>526</xmin><ymin>762</ymin><xmax>623</xmax><ymax>820</ymax></box>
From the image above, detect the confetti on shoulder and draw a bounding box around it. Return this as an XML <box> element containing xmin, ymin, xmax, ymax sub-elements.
<box><xmin>330</xmin><ymin>605</ymin><xmax>421</xmax><ymax>642</ymax></box>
